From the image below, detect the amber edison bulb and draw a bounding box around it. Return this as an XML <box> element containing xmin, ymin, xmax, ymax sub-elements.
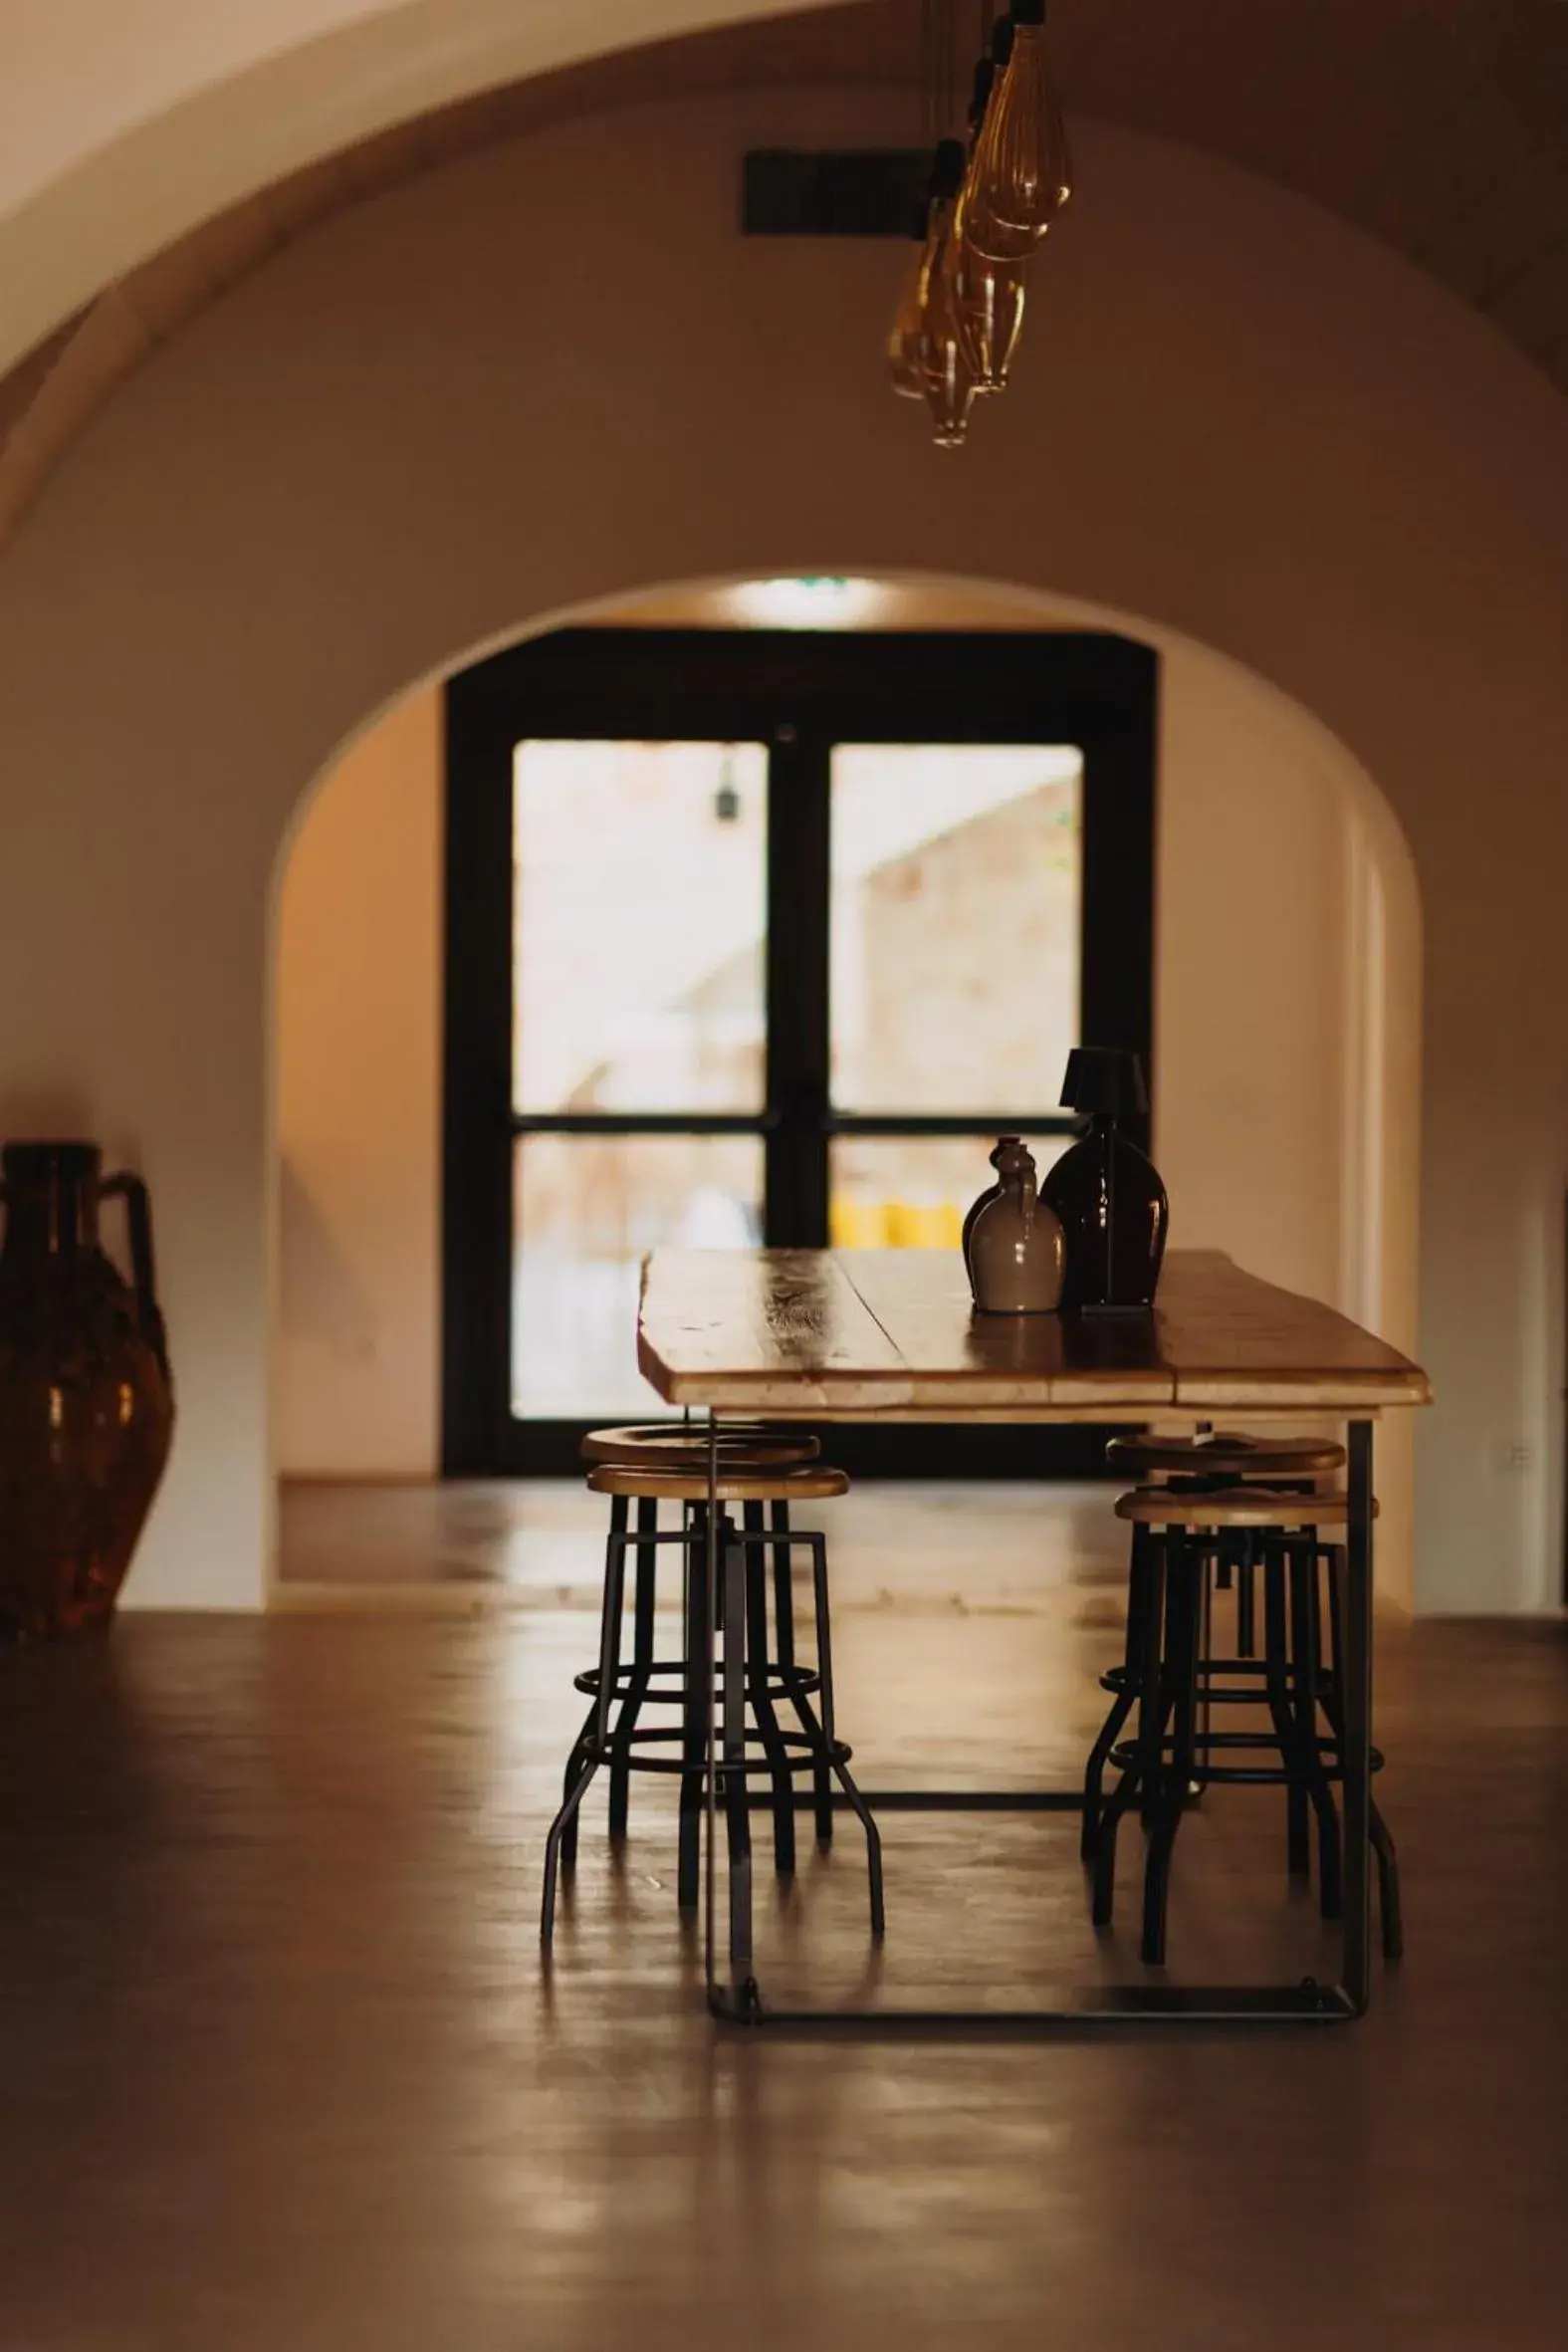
<box><xmin>918</xmin><ymin>193</ymin><xmax>976</xmax><ymax>446</ymax></box>
<box><xmin>887</xmin><ymin>233</ymin><xmax>931</xmax><ymax>398</ymax></box>
<box><xmin>953</xmin><ymin>201</ymin><xmax>1027</xmax><ymax>390</ymax></box>
<box><xmin>965</xmin><ymin>1</ymin><xmax>1071</xmax><ymax>265</ymax></box>
<box><xmin>963</xmin><ymin>18</ymin><xmax>1033</xmax><ymax>266</ymax></box>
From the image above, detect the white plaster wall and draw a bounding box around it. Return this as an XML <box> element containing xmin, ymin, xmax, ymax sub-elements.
<box><xmin>0</xmin><ymin>0</ymin><xmax>837</xmax><ymax>367</ymax></box>
<box><xmin>275</xmin><ymin>689</ymin><xmax>442</xmax><ymax>1477</ymax></box>
<box><xmin>0</xmin><ymin>92</ymin><xmax>1561</xmax><ymax>1610</ymax></box>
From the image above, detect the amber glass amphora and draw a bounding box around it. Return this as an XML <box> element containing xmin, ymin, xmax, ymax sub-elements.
<box><xmin>0</xmin><ymin>1142</ymin><xmax>174</xmax><ymax>1637</ymax></box>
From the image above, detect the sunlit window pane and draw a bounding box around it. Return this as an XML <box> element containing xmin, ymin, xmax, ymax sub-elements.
<box><xmin>512</xmin><ymin>1134</ymin><xmax>764</xmax><ymax>1419</ymax></box>
<box><xmin>514</xmin><ymin>740</ymin><xmax>768</xmax><ymax>1114</ymax></box>
<box><xmin>829</xmin><ymin>1134</ymin><xmax>1073</xmax><ymax>1250</ymax></box>
<box><xmin>830</xmin><ymin>744</ymin><xmax>1082</xmax><ymax>1114</ymax></box>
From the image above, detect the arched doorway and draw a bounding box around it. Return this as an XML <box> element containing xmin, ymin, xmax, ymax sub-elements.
<box><xmin>273</xmin><ymin>569</ymin><xmax>1421</xmax><ymax>1596</ymax></box>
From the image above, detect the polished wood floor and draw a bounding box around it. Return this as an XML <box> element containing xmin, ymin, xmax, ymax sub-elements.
<box><xmin>0</xmin><ymin>1483</ymin><xmax>1562</xmax><ymax>2348</ymax></box>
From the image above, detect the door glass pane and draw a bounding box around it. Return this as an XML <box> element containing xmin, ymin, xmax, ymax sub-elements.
<box><xmin>514</xmin><ymin>740</ymin><xmax>768</xmax><ymax>1113</ymax></box>
<box><xmin>830</xmin><ymin>744</ymin><xmax>1082</xmax><ymax>1113</ymax></box>
<box><xmin>829</xmin><ymin>1135</ymin><xmax>1074</xmax><ymax>1249</ymax></box>
<box><xmin>513</xmin><ymin>1134</ymin><xmax>764</xmax><ymax>1419</ymax></box>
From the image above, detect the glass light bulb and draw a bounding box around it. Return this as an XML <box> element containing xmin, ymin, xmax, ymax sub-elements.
<box><xmin>887</xmin><ymin>237</ymin><xmax>930</xmax><ymax>399</ymax></box>
<box><xmin>965</xmin><ymin>7</ymin><xmax>1071</xmax><ymax>263</ymax></box>
<box><xmin>918</xmin><ymin>201</ymin><xmax>977</xmax><ymax>447</ymax></box>
<box><xmin>954</xmin><ymin>197</ymin><xmax>1027</xmax><ymax>390</ymax></box>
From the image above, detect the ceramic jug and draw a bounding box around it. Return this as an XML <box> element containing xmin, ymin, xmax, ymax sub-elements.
<box><xmin>0</xmin><ymin>1142</ymin><xmax>174</xmax><ymax>1637</ymax></box>
<box><xmin>967</xmin><ymin>1138</ymin><xmax>1065</xmax><ymax>1314</ymax></box>
<box><xmin>961</xmin><ymin>1133</ymin><xmax>1022</xmax><ymax>1277</ymax></box>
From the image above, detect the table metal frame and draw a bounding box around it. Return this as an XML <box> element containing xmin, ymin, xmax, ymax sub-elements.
<box><xmin>699</xmin><ymin>1411</ymin><xmax>1377</xmax><ymax>2033</ymax></box>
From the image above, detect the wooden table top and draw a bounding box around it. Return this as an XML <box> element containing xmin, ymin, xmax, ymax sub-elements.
<box><xmin>637</xmin><ymin>1249</ymin><xmax>1432</xmax><ymax>1421</ymax></box>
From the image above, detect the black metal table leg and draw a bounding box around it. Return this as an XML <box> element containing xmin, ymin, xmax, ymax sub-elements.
<box><xmin>677</xmin><ymin>1504</ymin><xmax>710</xmax><ymax>1913</ymax></box>
<box><xmin>705</xmin><ymin>1416</ymin><xmax>762</xmax><ymax>2019</ymax></box>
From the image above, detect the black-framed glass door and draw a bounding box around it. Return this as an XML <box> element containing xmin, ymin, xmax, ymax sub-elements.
<box><xmin>443</xmin><ymin>627</ymin><xmax>1157</xmax><ymax>1476</ymax></box>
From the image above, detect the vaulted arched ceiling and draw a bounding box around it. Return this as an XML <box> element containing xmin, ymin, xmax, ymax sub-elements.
<box><xmin>3</xmin><ymin>0</ymin><xmax>1566</xmax><ymax>546</ymax></box>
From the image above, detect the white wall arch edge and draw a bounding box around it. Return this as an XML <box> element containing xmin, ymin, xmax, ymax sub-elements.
<box><xmin>276</xmin><ymin>569</ymin><xmax>1422</xmax><ymax>1601</ymax></box>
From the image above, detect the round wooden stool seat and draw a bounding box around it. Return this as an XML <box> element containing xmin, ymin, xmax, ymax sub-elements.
<box><xmin>1106</xmin><ymin>1431</ymin><xmax>1346</xmax><ymax>1479</ymax></box>
<box><xmin>1114</xmin><ymin>1485</ymin><xmax>1374</xmax><ymax>1530</ymax></box>
<box><xmin>579</xmin><ymin>1422</ymin><xmax>820</xmax><ymax>1470</ymax></box>
<box><xmin>585</xmin><ymin>1462</ymin><xmax>849</xmax><ymax>1506</ymax></box>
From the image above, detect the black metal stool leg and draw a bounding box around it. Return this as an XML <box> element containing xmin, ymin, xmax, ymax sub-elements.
<box><xmin>1262</xmin><ymin>1545</ymin><xmax>1312</xmax><ymax>1879</ymax></box>
<box><xmin>1081</xmin><ymin>1521</ymin><xmax>1152</xmax><ymax>1861</ymax></box>
<box><xmin>677</xmin><ymin>1504</ymin><xmax>711</xmax><ymax>1914</ymax></box>
<box><xmin>772</xmin><ymin>1500</ymin><xmax>796</xmax><ymax>1669</ymax></box>
<box><xmin>783</xmin><ymin>1531</ymin><xmax>884</xmax><ymax>1933</ymax></box>
<box><xmin>782</xmin><ymin>1515</ymin><xmax>835</xmax><ymax>1850</ymax></box>
<box><xmin>770</xmin><ymin>1499</ymin><xmax>829</xmax><ymax>1846</ymax></box>
<box><xmin>1141</xmin><ymin>1533</ymin><xmax>1200</xmax><ymax>1966</ymax></box>
<box><xmin>608</xmin><ymin>1497</ymin><xmax>658</xmax><ymax>1842</ymax></box>
<box><xmin>1236</xmin><ymin>1530</ymin><xmax>1256</xmax><ymax>1657</ymax></box>
<box><xmin>721</xmin><ymin>1516</ymin><xmax>754</xmax><ymax>1966</ymax></box>
<box><xmin>1139</xmin><ymin>1558</ymin><xmax>1180</xmax><ymax>1835</ymax></box>
<box><xmin>561</xmin><ymin>1494</ymin><xmax>626</xmax><ymax>1877</ymax></box>
<box><xmin>558</xmin><ymin>1703</ymin><xmax>595</xmax><ymax>1870</ymax></box>
<box><xmin>1290</xmin><ymin>1538</ymin><xmax>1342</xmax><ymax>1920</ymax></box>
<box><xmin>743</xmin><ymin>1502</ymin><xmax>796</xmax><ymax>1876</ymax></box>
<box><xmin>1092</xmin><ymin>1532</ymin><xmax>1168</xmax><ymax>1927</ymax></box>
<box><xmin>542</xmin><ymin>1509</ymin><xmax>627</xmax><ymax>1945</ymax></box>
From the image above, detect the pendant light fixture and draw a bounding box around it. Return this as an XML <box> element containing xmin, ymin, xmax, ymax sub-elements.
<box><xmin>952</xmin><ymin>53</ymin><xmax>1027</xmax><ymax>391</ymax></box>
<box><xmin>960</xmin><ymin>20</ymin><xmax>1030</xmax><ymax>268</ymax></box>
<box><xmin>885</xmin><ymin>0</ymin><xmax>1072</xmax><ymax>447</ymax></box>
<box><xmin>917</xmin><ymin>139</ymin><xmax>977</xmax><ymax>447</ymax></box>
<box><xmin>887</xmin><ymin>240</ymin><xmax>929</xmax><ymax>399</ymax></box>
<box><xmin>954</xmin><ymin>236</ymin><xmax>1027</xmax><ymax>391</ymax></box>
<box><xmin>965</xmin><ymin>1</ymin><xmax>1071</xmax><ymax>261</ymax></box>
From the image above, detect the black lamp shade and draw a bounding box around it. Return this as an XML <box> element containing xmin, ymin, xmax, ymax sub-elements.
<box><xmin>1059</xmin><ymin>1048</ymin><xmax>1149</xmax><ymax>1119</ymax></box>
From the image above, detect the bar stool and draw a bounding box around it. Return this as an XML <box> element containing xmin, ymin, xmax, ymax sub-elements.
<box><xmin>541</xmin><ymin>1449</ymin><xmax>883</xmax><ymax>1945</ymax></box>
<box><xmin>565</xmin><ymin>1422</ymin><xmax>819</xmax><ymax>1857</ymax></box>
<box><xmin>1083</xmin><ymin>1431</ymin><xmax>1346</xmax><ymax>1859</ymax></box>
<box><xmin>1108</xmin><ymin>1429</ymin><xmax>1346</xmax><ymax>1631</ymax></box>
<box><xmin>1087</xmin><ymin>1484</ymin><xmax>1403</xmax><ymax>1968</ymax></box>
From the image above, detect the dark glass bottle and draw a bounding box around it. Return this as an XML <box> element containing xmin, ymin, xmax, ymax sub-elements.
<box><xmin>1041</xmin><ymin>1050</ymin><xmax>1169</xmax><ymax>1311</ymax></box>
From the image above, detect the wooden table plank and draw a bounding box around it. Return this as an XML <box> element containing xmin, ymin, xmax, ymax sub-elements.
<box><xmin>637</xmin><ymin>1248</ymin><xmax>1431</xmax><ymax>1419</ymax></box>
<box><xmin>636</xmin><ymin>1249</ymin><xmax>914</xmax><ymax>1412</ymax></box>
<box><xmin>841</xmin><ymin>1246</ymin><xmax>1174</xmax><ymax>1410</ymax></box>
<box><xmin>1153</xmin><ymin>1251</ymin><xmax>1431</xmax><ymax>1410</ymax></box>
